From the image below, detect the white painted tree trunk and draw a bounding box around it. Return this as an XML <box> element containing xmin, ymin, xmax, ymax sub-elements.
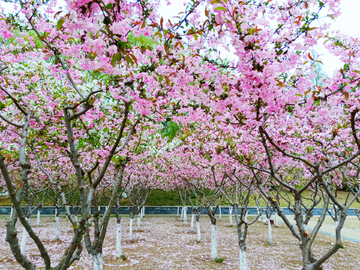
<box><xmin>274</xmin><ymin>212</ymin><xmax>279</xmax><ymax>227</ymax></box>
<box><xmin>257</xmin><ymin>209</ymin><xmax>262</xmax><ymax>222</ymax></box>
<box><xmin>129</xmin><ymin>218</ymin><xmax>134</xmax><ymax>241</ymax></box>
<box><xmin>177</xmin><ymin>206</ymin><xmax>179</xmax><ymax>216</ymax></box>
<box><xmin>137</xmin><ymin>214</ymin><xmax>141</xmax><ymax>231</ymax></box>
<box><xmin>239</xmin><ymin>248</ymin><xmax>247</xmax><ymax>270</ymax></box>
<box><xmin>211</xmin><ymin>224</ymin><xmax>217</xmax><ymax>260</ymax></box>
<box><xmin>141</xmin><ymin>207</ymin><xmax>145</xmax><ymax>218</ymax></box>
<box><xmin>263</xmin><ymin>216</ymin><xmax>267</xmax><ymax>223</ymax></box>
<box><xmin>196</xmin><ymin>221</ymin><xmax>201</xmax><ymax>242</ymax></box>
<box><xmin>191</xmin><ymin>214</ymin><xmax>195</xmax><ymax>231</ymax></box>
<box><xmin>37</xmin><ymin>210</ymin><xmax>41</xmax><ymax>226</ymax></box>
<box><xmin>334</xmin><ymin>220</ymin><xmax>339</xmax><ymax>231</ymax></box>
<box><xmin>55</xmin><ymin>216</ymin><xmax>60</xmax><ymax>240</ymax></box>
<box><xmin>267</xmin><ymin>219</ymin><xmax>272</xmax><ymax>244</ymax></box>
<box><xmin>183</xmin><ymin>207</ymin><xmax>187</xmax><ymax>224</ymax></box>
<box><xmin>219</xmin><ymin>206</ymin><xmax>221</xmax><ymax>221</ymax></box>
<box><xmin>244</xmin><ymin>210</ymin><xmax>248</xmax><ymax>223</ymax></box>
<box><xmin>20</xmin><ymin>217</ymin><xmax>29</xmax><ymax>256</ymax></box>
<box><xmin>229</xmin><ymin>207</ymin><xmax>233</xmax><ymax>226</ymax></box>
<box><xmin>10</xmin><ymin>207</ymin><xmax>13</xmax><ymax>219</ymax></box>
<box><xmin>116</xmin><ymin>223</ymin><xmax>122</xmax><ymax>258</ymax></box>
<box><xmin>91</xmin><ymin>253</ymin><xmax>103</xmax><ymax>270</ymax></box>
<box><xmin>180</xmin><ymin>206</ymin><xmax>184</xmax><ymax>220</ymax></box>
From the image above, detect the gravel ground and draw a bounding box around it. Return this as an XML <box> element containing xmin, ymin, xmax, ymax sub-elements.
<box><xmin>0</xmin><ymin>215</ymin><xmax>359</xmax><ymax>270</ymax></box>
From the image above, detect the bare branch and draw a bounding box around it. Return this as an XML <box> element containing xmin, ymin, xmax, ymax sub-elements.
<box><xmin>0</xmin><ymin>114</ymin><xmax>24</xmax><ymax>128</ymax></box>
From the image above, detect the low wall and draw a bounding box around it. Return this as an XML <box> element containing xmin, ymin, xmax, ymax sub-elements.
<box><xmin>0</xmin><ymin>206</ymin><xmax>357</xmax><ymax>216</ymax></box>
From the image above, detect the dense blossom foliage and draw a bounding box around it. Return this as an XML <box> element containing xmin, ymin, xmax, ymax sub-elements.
<box><xmin>0</xmin><ymin>0</ymin><xmax>360</xmax><ymax>270</ymax></box>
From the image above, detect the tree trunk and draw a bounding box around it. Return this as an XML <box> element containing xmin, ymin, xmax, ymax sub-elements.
<box><xmin>239</xmin><ymin>242</ymin><xmax>247</xmax><ymax>270</ymax></box>
<box><xmin>196</xmin><ymin>215</ymin><xmax>201</xmax><ymax>242</ymax></box>
<box><xmin>116</xmin><ymin>217</ymin><xmax>122</xmax><ymax>258</ymax></box>
<box><xmin>10</xmin><ymin>206</ymin><xmax>13</xmax><ymax>219</ymax></box>
<box><xmin>91</xmin><ymin>253</ymin><xmax>103</xmax><ymax>270</ymax></box>
<box><xmin>177</xmin><ymin>206</ymin><xmax>179</xmax><ymax>216</ymax></box>
<box><xmin>183</xmin><ymin>206</ymin><xmax>187</xmax><ymax>224</ymax></box>
<box><xmin>211</xmin><ymin>223</ymin><xmax>217</xmax><ymax>260</ymax></box>
<box><xmin>191</xmin><ymin>213</ymin><xmax>195</xmax><ymax>231</ymax></box>
<box><xmin>129</xmin><ymin>218</ymin><xmax>134</xmax><ymax>241</ymax></box>
<box><xmin>37</xmin><ymin>210</ymin><xmax>40</xmax><ymax>226</ymax></box>
<box><xmin>137</xmin><ymin>213</ymin><xmax>141</xmax><ymax>231</ymax></box>
<box><xmin>274</xmin><ymin>211</ymin><xmax>279</xmax><ymax>227</ymax></box>
<box><xmin>267</xmin><ymin>219</ymin><xmax>272</xmax><ymax>244</ymax></box>
<box><xmin>219</xmin><ymin>205</ymin><xmax>221</xmax><ymax>221</ymax></box>
<box><xmin>229</xmin><ymin>207</ymin><xmax>233</xmax><ymax>226</ymax></box>
<box><xmin>55</xmin><ymin>216</ymin><xmax>60</xmax><ymax>240</ymax></box>
<box><xmin>20</xmin><ymin>217</ymin><xmax>29</xmax><ymax>256</ymax></box>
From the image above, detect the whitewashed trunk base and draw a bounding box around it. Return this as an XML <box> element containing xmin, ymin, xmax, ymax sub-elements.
<box><xmin>20</xmin><ymin>217</ymin><xmax>29</xmax><ymax>255</ymax></box>
<box><xmin>267</xmin><ymin>220</ymin><xmax>272</xmax><ymax>244</ymax></box>
<box><xmin>239</xmin><ymin>249</ymin><xmax>247</xmax><ymax>270</ymax></box>
<box><xmin>196</xmin><ymin>221</ymin><xmax>201</xmax><ymax>242</ymax></box>
<box><xmin>37</xmin><ymin>210</ymin><xmax>41</xmax><ymax>226</ymax></box>
<box><xmin>183</xmin><ymin>207</ymin><xmax>187</xmax><ymax>224</ymax></box>
<box><xmin>274</xmin><ymin>212</ymin><xmax>279</xmax><ymax>227</ymax></box>
<box><xmin>116</xmin><ymin>223</ymin><xmax>122</xmax><ymax>258</ymax></box>
<box><xmin>191</xmin><ymin>214</ymin><xmax>195</xmax><ymax>231</ymax></box>
<box><xmin>211</xmin><ymin>224</ymin><xmax>217</xmax><ymax>260</ymax></box>
<box><xmin>129</xmin><ymin>218</ymin><xmax>134</xmax><ymax>241</ymax></box>
<box><xmin>55</xmin><ymin>216</ymin><xmax>60</xmax><ymax>240</ymax></box>
<box><xmin>137</xmin><ymin>214</ymin><xmax>141</xmax><ymax>231</ymax></box>
<box><xmin>92</xmin><ymin>253</ymin><xmax>103</xmax><ymax>270</ymax></box>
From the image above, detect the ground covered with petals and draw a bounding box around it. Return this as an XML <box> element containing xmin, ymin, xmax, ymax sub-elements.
<box><xmin>0</xmin><ymin>216</ymin><xmax>359</xmax><ymax>269</ymax></box>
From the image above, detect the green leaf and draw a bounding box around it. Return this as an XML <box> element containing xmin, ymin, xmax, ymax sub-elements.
<box><xmin>154</xmin><ymin>32</ymin><xmax>162</xmax><ymax>39</ymax></box>
<box><xmin>210</xmin><ymin>0</ymin><xmax>222</xmax><ymax>3</ymax></box>
<box><xmin>125</xmin><ymin>55</ymin><xmax>134</xmax><ymax>66</ymax></box>
<box><xmin>106</xmin><ymin>3</ymin><xmax>113</xmax><ymax>9</ymax></box>
<box><xmin>0</xmin><ymin>101</ymin><xmax>5</xmax><ymax>110</ymax></box>
<box><xmin>193</xmin><ymin>33</ymin><xmax>198</xmax><ymax>40</ymax></box>
<box><xmin>164</xmin><ymin>75</ymin><xmax>170</xmax><ymax>86</ymax></box>
<box><xmin>111</xmin><ymin>52</ymin><xmax>122</xmax><ymax>67</ymax></box>
<box><xmin>214</xmin><ymin>6</ymin><xmax>227</xmax><ymax>11</ymax></box>
<box><xmin>57</xmin><ymin>17</ymin><xmax>65</xmax><ymax>30</ymax></box>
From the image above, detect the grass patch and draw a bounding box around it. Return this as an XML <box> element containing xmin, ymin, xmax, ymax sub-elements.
<box><xmin>215</xmin><ymin>257</ymin><xmax>226</xmax><ymax>263</ymax></box>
